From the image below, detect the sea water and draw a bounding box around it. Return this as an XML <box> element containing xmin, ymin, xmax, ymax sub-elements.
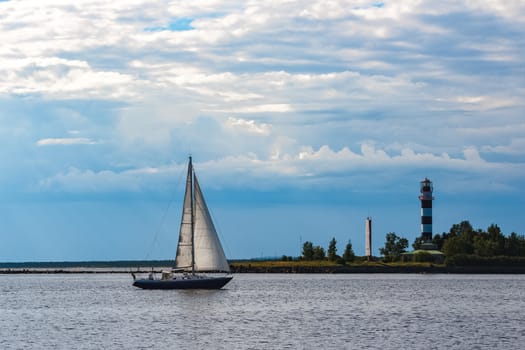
<box><xmin>1</xmin><ymin>273</ymin><xmax>524</xmax><ymax>349</ymax></box>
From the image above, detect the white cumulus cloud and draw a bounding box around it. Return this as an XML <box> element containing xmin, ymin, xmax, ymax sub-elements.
<box><xmin>37</xmin><ymin>138</ymin><xmax>98</xmax><ymax>146</ymax></box>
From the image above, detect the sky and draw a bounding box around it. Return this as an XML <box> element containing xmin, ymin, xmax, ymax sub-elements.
<box><xmin>1</xmin><ymin>0</ymin><xmax>524</xmax><ymax>262</ymax></box>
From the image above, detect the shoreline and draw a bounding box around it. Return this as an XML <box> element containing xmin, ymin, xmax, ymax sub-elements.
<box><xmin>2</xmin><ymin>265</ymin><xmax>525</xmax><ymax>274</ymax></box>
<box><xmin>230</xmin><ymin>264</ymin><xmax>525</xmax><ymax>274</ymax></box>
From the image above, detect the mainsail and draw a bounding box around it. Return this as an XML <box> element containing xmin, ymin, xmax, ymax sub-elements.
<box><xmin>174</xmin><ymin>158</ymin><xmax>230</xmax><ymax>273</ymax></box>
<box><xmin>174</xmin><ymin>160</ymin><xmax>194</xmax><ymax>270</ymax></box>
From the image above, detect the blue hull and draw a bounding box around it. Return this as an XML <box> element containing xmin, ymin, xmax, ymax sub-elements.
<box><xmin>133</xmin><ymin>276</ymin><xmax>233</xmax><ymax>290</ymax></box>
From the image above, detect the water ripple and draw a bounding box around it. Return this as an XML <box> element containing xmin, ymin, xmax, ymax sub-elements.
<box><xmin>0</xmin><ymin>274</ymin><xmax>524</xmax><ymax>349</ymax></box>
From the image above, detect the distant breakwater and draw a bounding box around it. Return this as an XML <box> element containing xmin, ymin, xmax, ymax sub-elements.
<box><xmin>0</xmin><ymin>267</ymin><xmax>170</xmax><ymax>274</ymax></box>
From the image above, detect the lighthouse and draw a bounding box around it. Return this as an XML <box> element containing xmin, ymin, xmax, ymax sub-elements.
<box><xmin>419</xmin><ymin>178</ymin><xmax>434</xmax><ymax>243</ymax></box>
<box><xmin>365</xmin><ymin>217</ymin><xmax>372</xmax><ymax>261</ymax></box>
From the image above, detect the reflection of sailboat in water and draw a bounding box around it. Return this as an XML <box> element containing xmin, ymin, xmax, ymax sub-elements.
<box><xmin>133</xmin><ymin>157</ymin><xmax>233</xmax><ymax>289</ymax></box>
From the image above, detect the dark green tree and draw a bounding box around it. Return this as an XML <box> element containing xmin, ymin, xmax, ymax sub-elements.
<box><xmin>487</xmin><ymin>224</ymin><xmax>505</xmax><ymax>255</ymax></box>
<box><xmin>441</xmin><ymin>221</ymin><xmax>475</xmax><ymax>255</ymax></box>
<box><xmin>412</xmin><ymin>236</ymin><xmax>423</xmax><ymax>250</ymax></box>
<box><xmin>380</xmin><ymin>233</ymin><xmax>408</xmax><ymax>261</ymax></box>
<box><xmin>449</xmin><ymin>220</ymin><xmax>474</xmax><ymax>239</ymax></box>
<box><xmin>328</xmin><ymin>237</ymin><xmax>337</xmax><ymax>261</ymax></box>
<box><xmin>432</xmin><ymin>233</ymin><xmax>446</xmax><ymax>250</ymax></box>
<box><xmin>312</xmin><ymin>246</ymin><xmax>326</xmax><ymax>260</ymax></box>
<box><xmin>443</xmin><ymin>235</ymin><xmax>472</xmax><ymax>256</ymax></box>
<box><xmin>302</xmin><ymin>241</ymin><xmax>314</xmax><ymax>260</ymax></box>
<box><xmin>342</xmin><ymin>240</ymin><xmax>355</xmax><ymax>262</ymax></box>
<box><xmin>505</xmin><ymin>232</ymin><xmax>525</xmax><ymax>256</ymax></box>
<box><xmin>473</xmin><ymin>234</ymin><xmax>499</xmax><ymax>256</ymax></box>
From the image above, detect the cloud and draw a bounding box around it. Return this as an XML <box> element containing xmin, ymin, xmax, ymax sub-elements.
<box><xmin>0</xmin><ymin>57</ymin><xmax>136</xmax><ymax>99</ymax></box>
<box><xmin>482</xmin><ymin>138</ymin><xmax>525</xmax><ymax>156</ymax></box>
<box><xmin>454</xmin><ymin>95</ymin><xmax>519</xmax><ymax>111</ymax></box>
<box><xmin>38</xmin><ymin>163</ymin><xmax>183</xmax><ymax>193</ymax></box>
<box><xmin>39</xmin><ymin>167</ymin><xmax>143</xmax><ymax>193</ymax></box>
<box><xmin>0</xmin><ymin>0</ymin><xmax>523</xmax><ymax>199</ymax></box>
<box><xmin>220</xmin><ymin>104</ymin><xmax>293</xmax><ymax>113</ymax></box>
<box><xmin>36</xmin><ymin>137</ymin><xmax>98</xmax><ymax>146</ymax></box>
<box><xmin>225</xmin><ymin>117</ymin><xmax>271</xmax><ymax>135</ymax></box>
<box><xmin>37</xmin><ymin>142</ymin><xmax>524</xmax><ymax>195</ymax></box>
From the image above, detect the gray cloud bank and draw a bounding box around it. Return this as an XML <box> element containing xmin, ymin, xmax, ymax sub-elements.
<box><xmin>1</xmin><ymin>0</ymin><xmax>524</xmax><ymax>195</ymax></box>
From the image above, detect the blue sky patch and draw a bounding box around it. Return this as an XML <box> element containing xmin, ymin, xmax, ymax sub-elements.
<box><xmin>144</xmin><ymin>18</ymin><xmax>194</xmax><ymax>32</ymax></box>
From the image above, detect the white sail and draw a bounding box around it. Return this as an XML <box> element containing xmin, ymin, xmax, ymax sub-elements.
<box><xmin>133</xmin><ymin>157</ymin><xmax>233</xmax><ymax>290</ymax></box>
<box><xmin>174</xmin><ymin>161</ymin><xmax>194</xmax><ymax>271</ymax></box>
<box><xmin>174</xmin><ymin>158</ymin><xmax>230</xmax><ymax>273</ymax></box>
<box><xmin>193</xmin><ymin>174</ymin><xmax>230</xmax><ymax>272</ymax></box>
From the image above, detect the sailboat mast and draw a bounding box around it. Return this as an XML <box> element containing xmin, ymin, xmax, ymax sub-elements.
<box><xmin>189</xmin><ymin>156</ymin><xmax>196</xmax><ymax>275</ymax></box>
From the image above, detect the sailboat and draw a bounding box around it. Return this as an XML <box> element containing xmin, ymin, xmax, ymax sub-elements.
<box><xmin>133</xmin><ymin>157</ymin><xmax>233</xmax><ymax>289</ymax></box>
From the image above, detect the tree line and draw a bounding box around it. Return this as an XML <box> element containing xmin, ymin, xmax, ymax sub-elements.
<box><xmin>293</xmin><ymin>238</ymin><xmax>356</xmax><ymax>263</ymax></box>
<box><xmin>381</xmin><ymin>220</ymin><xmax>525</xmax><ymax>263</ymax></box>
<box><xmin>293</xmin><ymin>220</ymin><xmax>524</xmax><ymax>265</ymax></box>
